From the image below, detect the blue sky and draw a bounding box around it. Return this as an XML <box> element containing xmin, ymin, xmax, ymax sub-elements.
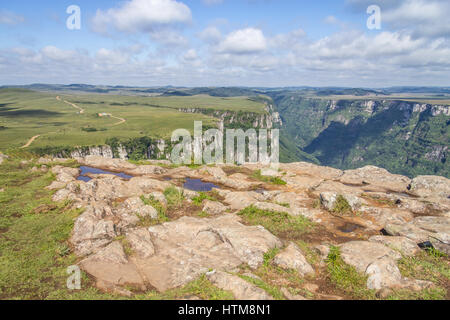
<box><xmin>0</xmin><ymin>0</ymin><xmax>449</xmax><ymax>87</ymax></box>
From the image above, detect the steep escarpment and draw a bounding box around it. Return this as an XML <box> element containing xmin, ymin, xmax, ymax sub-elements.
<box><xmin>272</xmin><ymin>93</ymin><xmax>450</xmax><ymax>178</ymax></box>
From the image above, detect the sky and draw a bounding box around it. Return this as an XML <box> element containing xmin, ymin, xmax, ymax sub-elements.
<box><xmin>0</xmin><ymin>0</ymin><xmax>449</xmax><ymax>87</ymax></box>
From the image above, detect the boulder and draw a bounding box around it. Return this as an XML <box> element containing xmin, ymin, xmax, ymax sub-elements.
<box><xmin>339</xmin><ymin>166</ymin><xmax>411</xmax><ymax>193</ymax></box>
<box><xmin>207</xmin><ymin>271</ymin><xmax>273</xmax><ymax>300</ymax></box>
<box><xmin>279</xmin><ymin>162</ymin><xmax>343</xmax><ymax>180</ymax></box>
<box><xmin>339</xmin><ymin>241</ymin><xmax>401</xmax><ymax>273</ymax></box>
<box><xmin>223</xmin><ymin>191</ymin><xmax>262</xmax><ymax>211</ymax></box>
<box><xmin>79</xmin><ymin>242</ymin><xmax>145</xmax><ymax>290</ymax></box>
<box><xmin>410</xmin><ymin>176</ymin><xmax>450</xmax><ymax>199</ymax></box>
<box><xmin>203</xmin><ymin>200</ymin><xmax>228</xmax><ymax>215</ymax></box>
<box><xmin>368</xmin><ymin>235</ymin><xmax>420</xmax><ymax>256</ymax></box>
<box><xmin>273</xmin><ymin>243</ymin><xmax>314</xmax><ymax>276</ymax></box>
<box><xmin>320</xmin><ymin>192</ymin><xmax>365</xmax><ymax>212</ymax></box>
<box><xmin>132</xmin><ymin>215</ymin><xmax>282</xmax><ymax>292</ymax></box>
<box><xmin>122</xmin><ymin>197</ymin><xmax>158</xmax><ymax>219</ymax></box>
<box><xmin>125</xmin><ymin>228</ymin><xmax>155</xmax><ymax>258</ymax></box>
<box><xmin>127</xmin><ymin>165</ymin><xmax>167</xmax><ymax>176</ymax></box>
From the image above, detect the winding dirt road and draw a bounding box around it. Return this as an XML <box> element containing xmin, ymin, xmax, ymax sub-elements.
<box><xmin>20</xmin><ymin>135</ymin><xmax>41</xmax><ymax>149</ymax></box>
<box><xmin>110</xmin><ymin>115</ymin><xmax>126</xmax><ymax>126</ymax></box>
<box><xmin>56</xmin><ymin>96</ymin><xmax>85</xmax><ymax>114</ymax></box>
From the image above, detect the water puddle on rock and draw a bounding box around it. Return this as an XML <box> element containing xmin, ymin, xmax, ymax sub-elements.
<box><xmin>77</xmin><ymin>166</ymin><xmax>133</xmax><ymax>182</ymax></box>
<box><xmin>183</xmin><ymin>178</ymin><xmax>219</xmax><ymax>192</ymax></box>
<box><xmin>338</xmin><ymin>222</ymin><xmax>364</xmax><ymax>233</ymax></box>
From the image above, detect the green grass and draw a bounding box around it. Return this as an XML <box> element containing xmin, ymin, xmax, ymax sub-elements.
<box><xmin>397</xmin><ymin>250</ymin><xmax>449</xmax><ymax>287</ymax></box>
<box><xmin>192</xmin><ymin>191</ymin><xmax>217</xmax><ymax>206</ymax></box>
<box><xmin>326</xmin><ymin>246</ymin><xmax>376</xmax><ymax>299</ymax></box>
<box><xmin>238</xmin><ymin>274</ymin><xmax>284</xmax><ymax>300</ymax></box>
<box><xmin>237</xmin><ymin>206</ymin><xmax>314</xmax><ymax>239</ymax></box>
<box><xmin>140</xmin><ymin>195</ymin><xmax>170</xmax><ymax>226</ymax></box>
<box><xmin>252</xmin><ymin>170</ymin><xmax>287</xmax><ymax>185</ymax></box>
<box><xmin>163</xmin><ymin>186</ymin><xmax>185</xmax><ymax>208</ymax></box>
<box><xmin>1</xmin><ymin>90</ymin><xmax>261</xmax><ymax>150</ymax></box>
<box><xmin>331</xmin><ymin>195</ymin><xmax>353</xmax><ymax>215</ymax></box>
<box><xmin>0</xmin><ymin>157</ymin><xmax>119</xmax><ymax>299</ymax></box>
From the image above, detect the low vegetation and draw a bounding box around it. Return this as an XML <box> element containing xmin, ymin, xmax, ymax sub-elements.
<box><xmin>331</xmin><ymin>195</ymin><xmax>353</xmax><ymax>215</ymax></box>
<box><xmin>325</xmin><ymin>246</ymin><xmax>376</xmax><ymax>299</ymax></box>
<box><xmin>140</xmin><ymin>195</ymin><xmax>170</xmax><ymax>226</ymax></box>
<box><xmin>237</xmin><ymin>206</ymin><xmax>314</xmax><ymax>239</ymax></box>
<box><xmin>252</xmin><ymin>170</ymin><xmax>287</xmax><ymax>185</ymax></box>
<box><xmin>163</xmin><ymin>186</ymin><xmax>185</xmax><ymax>208</ymax></box>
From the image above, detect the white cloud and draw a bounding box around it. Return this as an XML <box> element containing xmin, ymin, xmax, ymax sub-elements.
<box><xmin>183</xmin><ymin>49</ymin><xmax>198</xmax><ymax>61</ymax></box>
<box><xmin>92</xmin><ymin>0</ymin><xmax>192</xmax><ymax>34</ymax></box>
<box><xmin>198</xmin><ymin>26</ymin><xmax>222</xmax><ymax>43</ymax></box>
<box><xmin>382</xmin><ymin>0</ymin><xmax>450</xmax><ymax>38</ymax></box>
<box><xmin>216</xmin><ymin>28</ymin><xmax>267</xmax><ymax>54</ymax></box>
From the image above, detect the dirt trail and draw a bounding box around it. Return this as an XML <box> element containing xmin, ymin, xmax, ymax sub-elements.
<box><xmin>20</xmin><ymin>135</ymin><xmax>41</xmax><ymax>148</ymax></box>
<box><xmin>110</xmin><ymin>115</ymin><xmax>126</xmax><ymax>126</ymax></box>
<box><xmin>56</xmin><ymin>96</ymin><xmax>85</xmax><ymax>114</ymax></box>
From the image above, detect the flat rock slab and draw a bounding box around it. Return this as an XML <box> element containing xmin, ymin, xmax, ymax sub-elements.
<box><xmin>207</xmin><ymin>271</ymin><xmax>273</xmax><ymax>300</ymax></box>
<box><xmin>368</xmin><ymin>235</ymin><xmax>420</xmax><ymax>256</ymax></box>
<box><xmin>339</xmin><ymin>241</ymin><xmax>401</xmax><ymax>273</ymax></box>
<box><xmin>410</xmin><ymin>175</ymin><xmax>450</xmax><ymax>199</ymax></box>
<box><xmin>339</xmin><ymin>166</ymin><xmax>411</xmax><ymax>193</ymax></box>
<box><xmin>273</xmin><ymin>242</ymin><xmax>314</xmax><ymax>276</ymax></box>
<box><xmin>136</xmin><ymin>215</ymin><xmax>281</xmax><ymax>292</ymax></box>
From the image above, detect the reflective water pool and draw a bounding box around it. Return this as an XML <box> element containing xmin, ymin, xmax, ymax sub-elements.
<box><xmin>77</xmin><ymin>166</ymin><xmax>133</xmax><ymax>182</ymax></box>
<box><xmin>183</xmin><ymin>178</ymin><xmax>219</xmax><ymax>192</ymax></box>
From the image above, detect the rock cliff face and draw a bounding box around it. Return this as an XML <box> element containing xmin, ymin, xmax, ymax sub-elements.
<box><xmin>272</xmin><ymin>94</ymin><xmax>450</xmax><ymax>178</ymax></box>
<box><xmin>46</xmin><ymin>156</ymin><xmax>450</xmax><ymax>299</ymax></box>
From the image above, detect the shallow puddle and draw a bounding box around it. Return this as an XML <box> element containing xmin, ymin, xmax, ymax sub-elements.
<box><xmin>183</xmin><ymin>178</ymin><xmax>219</xmax><ymax>192</ymax></box>
<box><xmin>338</xmin><ymin>222</ymin><xmax>363</xmax><ymax>233</ymax></box>
<box><xmin>77</xmin><ymin>166</ymin><xmax>133</xmax><ymax>182</ymax></box>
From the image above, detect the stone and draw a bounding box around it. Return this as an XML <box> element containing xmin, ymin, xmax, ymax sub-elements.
<box><xmin>147</xmin><ymin>191</ymin><xmax>167</xmax><ymax>207</ymax></box>
<box><xmin>203</xmin><ymin>200</ymin><xmax>228</xmax><ymax>215</ymax></box>
<box><xmin>410</xmin><ymin>175</ymin><xmax>450</xmax><ymax>199</ymax></box>
<box><xmin>339</xmin><ymin>241</ymin><xmax>401</xmax><ymax>273</ymax></box>
<box><xmin>223</xmin><ymin>191</ymin><xmax>262</xmax><ymax>211</ymax></box>
<box><xmin>132</xmin><ymin>215</ymin><xmax>281</xmax><ymax>292</ymax></box>
<box><xmin>122</xmin><ymin>197</ymin><xmax>158</xmax><ymax>219</ymax></box>
<box><xmin>46</xmin><ymin>181</ymin><xmax>67</xmax><ymax>190</ymax></box>
<box><xmin>207</xmin><ymin>271</ymin><xmax>273</xmax><ymax>300</ymax></box>
<box><xmin>71</xmin><ymin>210</ymin><xmax>116</xmax><ymax>256</ymax></box>
<box><xmin>279</xmin><ymin>162</ymin><xmax>343</xmax><ymax>180</ymax></box>
<box><xmin>320</xmin><ymin>192</ymin><xmax>365</xmax><ymax>212</ymax></box>
<box><xmin>365</xmin><ymin>256</ymin><xmax>404</xmax><ymax>290</ymax></box>
<box><xmin>283</xmin><ymin>175</ymin><xmax>324</xmax><ymax>190</ymax></box>
<box><xmin>79</xmin><ymin>242</ymin><xmax>145</xmax><ymax>290</ymax></box>
<box><xmin>126</xmin><ymin>228</ymin><xmax>155</xmax><ymax>258</ymax></box>
<box><xmin>339</xmin><ymin>166</ymin><xmax>411</xmax><ymax>193</ymax></box>
<box><xmin>127</xmin><ymin>165</ymin><xmax>167</xmax><ymax>175</ymax></box>
<box><xmin>359</xmin><ymin>207</ymin><xmax>413</xmax><ymax>229</ymax></box>
<box><xmin>273</xmin><ymin>242</ymin><xmax>314</xmax><ymax>276</ymax></box>
<box><xmin>368</xmin><ymin>235</ymin><xmax>420</xmax><ymax>256</ymax></box>
<box><xmin>260</xmin><ymin>168</ymin><xmax>280</xmax><ymax>177</ymax></box>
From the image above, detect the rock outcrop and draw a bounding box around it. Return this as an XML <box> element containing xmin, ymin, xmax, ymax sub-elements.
<box><xmin>46</xmin><ymin>156</ymin><xmax>450</xmax><ymax>298</ymax></box>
